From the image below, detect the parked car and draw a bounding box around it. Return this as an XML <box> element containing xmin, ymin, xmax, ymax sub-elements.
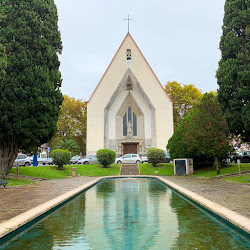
<box><xmin>43</xmin><ymin>158</ymin><xmax>54</xmax><ymax>165</ymax></box>
<box><xmin>70</xmin><ymin>156</ymin><xmax>82</xmax><ymax>164</ymax></box>
<box><xmin>165</xmin><ymin>153</ymin><xmax>171</xmax><ymax>163</ymax></box>
<box><xmin>78</xmin><ymin>155</ymin><xmax>99</xmax><ymax>165</ymax></box>
<box><xmin>141</xmin><ymin>155</ymin><xmax>148</xmax><ymax>163</ymax></box>
<box><xmin>13</xmin><ymin>154</ymin><xmax>31</xmax><ymax>167</ymax></box>
<box><xmin>37</xmin><ymin>157</ymin><xmax>47</xmax><ymax>165</ymax></box>
<box><xmin>234</xmin><ymin>151</ymin><xmax>250</xmax><ymax>163</ymax></box>
<box><xmin>115</xmin><ymin>154</ymin><xmax>141</xmax><ymax>164</ymax></box>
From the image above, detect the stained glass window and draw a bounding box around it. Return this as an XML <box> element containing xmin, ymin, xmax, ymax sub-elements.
<box><xmin>123</xmin><ymin>112</ymin><xmax>127</xmax><ymax>136</ymax></box>
<box><xmin>133</xmin><ymin>112</ymin><xmax>137</xmax><ymax>136</ymax></box>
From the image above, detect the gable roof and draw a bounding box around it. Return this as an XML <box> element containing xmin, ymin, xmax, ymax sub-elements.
<box><xmin>88</xmin><ymin>32</ymin><xmax>172</xmax><ymax>103</ymax></box>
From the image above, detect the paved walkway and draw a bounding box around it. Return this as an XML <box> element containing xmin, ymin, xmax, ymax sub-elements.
<box><xmin>0</xmin><ymin>175</ymin><xmax>249</xmax><ymax>224</ymax></box>
<box><xmin>120</xmin><ymin>164</ymin><xmax>139</xmax><ymax>175</ymax></box>
<box><xmin>162</xmin><ymin>176</ymin><xmax>250</xmax><ymax>218</ymax></box>
<box><xmin>0</xmin><ymin>177</ymin><xmax>95</xmax><ymax>224</ymax></box>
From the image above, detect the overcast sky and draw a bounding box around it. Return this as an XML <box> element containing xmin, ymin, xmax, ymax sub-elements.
<box><xmin>54</xmin><ymin>0</ymin><xmax>226</xmax><ymax>101</ymax></box>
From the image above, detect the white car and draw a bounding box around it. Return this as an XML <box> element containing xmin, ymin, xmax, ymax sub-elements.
<box><xmin>13</xmin><ymin>154</ymin><xmax>31</xmax><ymax>167</ymax></box>
<box><xmin>37</xmin><ymin>157</ymin><xmax>47</xmax><ymax>165</ymax></box>
<box><xmin>141</xmin><ymin>155</ymin><xmax>148</xmax><ymax>163</ymax></box>
<box><xmin>78</xmin><ymin>155</ymin><xmax>99</xmax><ymax>165</ymax></box>
<box><xmin>115</xmin><ymin>154</ymin><xmax>141</xmax><ymax>164</ymax></box>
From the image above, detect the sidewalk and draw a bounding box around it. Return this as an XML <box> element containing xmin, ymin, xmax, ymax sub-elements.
<box><xmin>162</xmin><ymin>176</ymin><xmax>250</xmax><ymax>218</ymax></box>
<box><xmin>0</xmin><ymin>177</ymin><xmax>95</xmax><ymax>224</ymax></box>
<box><xmin>0</xmin><ymin>175</ymin><xmax>249</xmax><ymax>224</ymax></box>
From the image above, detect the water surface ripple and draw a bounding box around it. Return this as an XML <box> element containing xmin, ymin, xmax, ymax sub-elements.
<box><xmin>2</xmin><ymin>178</ymin><xmax>250</xmax><ymax>249</ymax></box>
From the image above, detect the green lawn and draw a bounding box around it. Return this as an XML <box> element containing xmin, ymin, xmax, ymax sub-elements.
<box><xmin>10</xmin><ymin>164</ymin><xmax>121</xmax><ymax>179</ymax></box>
<box><xmin>194</xmin><ymin>163</ymin><xmax>250</xmax><ymax>177</ymax></box>
<box><xmin>139</xmin><ymin>163</ymin><xmax>174</xmax><ymax>175</ymax></box>
<box><xmin>5</xmin><ymin>178</ymin><xmax>34</xmax><ymax>186</ymax></box>
<box><xmin>224</xmin><ymin>174</ymin><xmax>250</xmax><ymax>184</ymax></box>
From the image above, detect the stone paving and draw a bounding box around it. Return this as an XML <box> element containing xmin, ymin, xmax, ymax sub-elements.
<box><xmin>0</xmin><ymin>177</ymin><xmax>95</xmax><ymax>224</ymax></box>
<box><xmin>0</xmin><ymin>175</ymin><xmax>249</xmax><ymax>225</ymax></box>
<box><xmin>162</xmin><ymin>176</ymin><xmax>250</xmax><ymax>218</ymax></box>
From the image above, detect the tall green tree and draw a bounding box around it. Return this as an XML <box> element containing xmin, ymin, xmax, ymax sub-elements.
<box><xmin>167</xmin><ymin>94</ymin><xmax>232</xmax><ymax>173</ymax></box>
<box><xmin>165</xmin><ymin>81</ymin><xmax>203</xmax><ymax>129</ymax></box>
<box><xmin>216</xmin><ymin>0</ymin><xmax>250</xmax><ymax>141</ymax></box>
<box><xmin>0</xmin><ymin>0</ymin><xmax>63</xmax><ymax>178</ymax></box>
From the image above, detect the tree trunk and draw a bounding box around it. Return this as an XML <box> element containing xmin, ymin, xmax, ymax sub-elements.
<box><xmin>215</xmin><ymin>155</ymin><xmax>220</xmax><ymax>174</ymax></box>
<box><xmin>0</xmin><ymin>136</ymin><xmax>19</xmax><ymax>179</ymax></box>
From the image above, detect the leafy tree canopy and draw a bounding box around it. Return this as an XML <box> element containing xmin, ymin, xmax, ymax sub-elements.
<box><xmin>54</xmin><ymin>138</ymin><xmax>80</xmax><ymax>155</ymax></box>
<box><xmin>52</xmin><ymin>95</ymin><xmax>87</xmax><ymax>154</ymax></box>
<box><xmin>0</xmin><ymin>0</ymin><xmax>63</xmax><ymax>178</ymax></box>
<box><xmin>167</xmin><ymin>93</ymin><xmax>232</xmax><ymax>173</ymax></box>
<box><xmin>216</xmin><ymin>0</ymin><xmax>250</xmax><ymax>141</ymax></box>
<box><xmin>165</xmin><ymin>81</ymin><xmax>203</xmax><ymax>129</ymax></box>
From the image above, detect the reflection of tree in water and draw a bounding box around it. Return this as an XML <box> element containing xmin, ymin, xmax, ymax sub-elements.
<box><xmin>170</xmin><ymin>192</ymin><xmax>248</xmax><ymax>249</ymax></box>
<box><xmin>3</xmin><ymin>195</ymin><xmax>86</xmax><ymax>250</ymax></box>
<box><xmin>99</xmin><ymin>179</ymin><xmax>167</xmax><ymax>249</ymax></box>
<box><xmin>148</xmin><ymin>179</ymin><xmax>167</xmax><ymax>196</ymax></box>
<box><xmin>96</xmin><ymin>179</ymin><xmax>116</xmax><ymax>198</ymax></box>
<box><xmin>42</xmin><ymin>194</ymin><xmax>86</xmax><ymax>245</ymax></box>
<box><xmin>2</xmin><ymin>223</ymin><xmax>54</xmax><ymax>250</ymax></box>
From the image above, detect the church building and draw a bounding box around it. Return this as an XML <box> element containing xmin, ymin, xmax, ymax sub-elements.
<box><xmin>86</xmin><ymin>33</ymin><xmax>173</xmax><ymax>156</ymax></box>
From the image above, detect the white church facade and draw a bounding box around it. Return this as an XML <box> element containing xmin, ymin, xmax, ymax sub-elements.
<box><xmin>86</xmin><ymin>33</ymin><xmax>173</xmax><ymax>156</ymax></box>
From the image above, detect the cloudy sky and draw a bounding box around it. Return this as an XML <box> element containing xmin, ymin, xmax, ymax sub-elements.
<box><xmin>54</xmin><ymin>0</ymin><xmax>226</xmax><ymax>101</ymax></box>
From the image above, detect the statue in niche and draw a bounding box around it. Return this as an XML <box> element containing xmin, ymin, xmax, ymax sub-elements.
<box><xmin>127</xmin><ymin>121</ymin><xmax>133</xmax><ymax>141</ymax></box>
<box><xmin>126</xmin><ymin>82</ymin><xmax>133</xmax><ymax>91</ymax></box>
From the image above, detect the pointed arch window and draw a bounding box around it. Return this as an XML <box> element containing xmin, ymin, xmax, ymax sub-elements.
<box><xmin>123</xmin><ymin>106</ymin><xmax>137</xmax><ymax>136</ymax></box>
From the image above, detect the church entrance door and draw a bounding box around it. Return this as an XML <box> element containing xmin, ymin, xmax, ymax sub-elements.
<box><xmin>123</xmin><ymin>143</ymin><xmax>137</xmax><ymax>154</ymax></box>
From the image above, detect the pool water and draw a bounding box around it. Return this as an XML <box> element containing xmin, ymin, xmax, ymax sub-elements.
<box><xmin>1</xmin><ymin>178</ymin><xmax>250</xmax><ymax>249</ymax></box>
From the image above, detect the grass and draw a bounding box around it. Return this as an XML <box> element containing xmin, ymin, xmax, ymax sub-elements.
<box><xmin>139</xmin><ymin>163</ymin><xmax>174</xmax><ymax>175</ymax></box>
<box><xmin>224</xmin><ymin>174</ymin><xmax>250</xmax><ymax>184</ymax></box>
<box><xmin>10</xmin><ymin>164</ymin><xmax>121</xmax><ymax>179</ymax></box>
<box><xmin>194</xmin><ymin>163</ymin><xmax>250</xmax><ymax>177</ymax></box>
<box><xmin>5</xmin><ymin>178</ymin><xmax>34</xmax><ymax>186</ymax></box>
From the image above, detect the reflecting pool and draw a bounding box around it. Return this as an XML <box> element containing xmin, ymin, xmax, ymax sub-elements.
<box><xmin>1</xmin><ymin>178</ymin><xmax>250</xmax><ymax>249</ymax></box>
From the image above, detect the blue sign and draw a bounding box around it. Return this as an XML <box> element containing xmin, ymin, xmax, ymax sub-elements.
<box><xmin>48</xmin><ymin>147</ymin><xmax>51</xmax><ymax>152</ymax></box>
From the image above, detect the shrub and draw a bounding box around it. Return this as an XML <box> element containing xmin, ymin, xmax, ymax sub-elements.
<box><xmin>51</xmin><ymin>149</ymin><xmax>71</xmax><ymax>169</ymax></box>
<box><xmin>96</xmin><ymin>149</ymin><xmax>116</xmax><ymax>168</ymax></box>
<box><xmin>167</xmin><ymin>93</ymin><xmax>232</xmax><ymax>173</ymax></box>
<box><xmin>146</xmin><ymin>148</ymin><xmax>165</xmax><ymax>167</ymax></box>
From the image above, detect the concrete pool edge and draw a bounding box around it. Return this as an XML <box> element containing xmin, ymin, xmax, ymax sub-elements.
<box><xmin>0</xmin><ymin>175</ymin><xmax>249</xmax><ymax>239</ymax></box>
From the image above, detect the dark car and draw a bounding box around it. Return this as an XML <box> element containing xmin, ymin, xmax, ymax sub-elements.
<box><xmin>234</xmin><ymin>151</ymin><xmax>250</xmax><ymax>163</ymax></box>
<box><xmin>165</xmin><ymin>153</ymin><xmax>171</xmax><ymax>163</ymax></box>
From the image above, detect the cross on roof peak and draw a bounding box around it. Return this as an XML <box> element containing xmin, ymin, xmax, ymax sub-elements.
<box><xmin>124</xmin><ymin>15</ymin><xmax>133</xmax><ymax>33</ymax></box>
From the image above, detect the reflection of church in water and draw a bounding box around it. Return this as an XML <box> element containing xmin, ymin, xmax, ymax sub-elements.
<box><xmin>86</xmin><ymin>32</ymin><xmax>173</xmax><ymax>155</ymax></box>
<box><xmin>83</xmin><ymin>179</ymin><xmax>179</xmax><ymax>249</ymax></box>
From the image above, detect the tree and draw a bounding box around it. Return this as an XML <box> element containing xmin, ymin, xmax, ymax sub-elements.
<box><xmin>165</xmin><ymin>81</ymin><xmax>203</xmax><ymax>129</ymax></box>
<box><xmin>52</xmin><ymin>95</ymin><xmax>87</xmax><ymax>154</ymax></box>
<box><xmin>54</xmin><ymin>138</ymin><xmax>80</xmax><ymax>155</ymax></box>
<box><xmin>146</xmin><ymin>148</ymin><xmax>165</xmax><ymax>167</ymax></box>
<box><xmin>0</xmin><ymin>1</ymin><xmax>63</xmax><ymax>178</ymax></box>
<box><xmin>216</xmin><ymin>0</ymin><xmax>250</xmax><ymax>141</ymax></box>
<box><xmin>96</xmin><ymin>149</ymin><xmax>116</xmax><ymax>168</ymax></box>
<box><xmin>167</xmin><ymin>93</ymin><xmax>232</xmax><ymax>173</ymax></box>
<box><xmin>51</xmin><ymin>149</ymin><xmax>71</xmax><ymax>169</ymax></box>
